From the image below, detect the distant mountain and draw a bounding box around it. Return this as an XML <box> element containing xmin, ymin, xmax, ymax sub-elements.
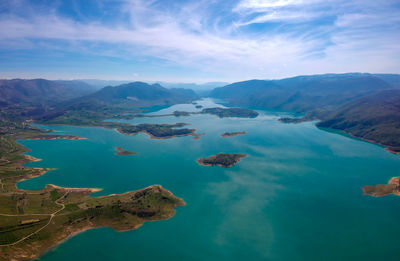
<box><xmin>317</xmin><ymin>89</ymin><xmax>400</xmax><ymax>153</ymax></box>
<box><xmin>211</xmin><ymin>74</ymin><xmax>392</xmax><ymax>112</ymax></box>
<box><xmin>0</xmin><ymin>79</ymin><xmax>96</xmax><ymax>105</ymax></box>
<box><xmin>80</xmin><ymin>82</ymin><xmax>199</xmax><ymax>107</ymax></box>
<box><xmin>158</xmin><ymin>82</ymin><xmax>229</xmax><ymax>91</ymax></box>
<box><xmin>54</xmin><ymin>80</ymin><xmax>98</xmax><ymax>93</ymax></box>
<box><xmin>79</xmin><ymin>79</ymin><xmax>131</xmax><ymax>89</ymax></box>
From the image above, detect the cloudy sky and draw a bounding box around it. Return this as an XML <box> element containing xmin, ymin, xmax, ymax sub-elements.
<box><xmin>0</xmin><ymin>0</ymin><xmax>399</xmax><ymax>82</ymax></box>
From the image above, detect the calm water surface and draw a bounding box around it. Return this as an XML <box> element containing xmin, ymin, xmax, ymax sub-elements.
<box><xmin>18</xmin><ymin>99</ymin><xmax>400</xmax><ymax>261</ymax></box>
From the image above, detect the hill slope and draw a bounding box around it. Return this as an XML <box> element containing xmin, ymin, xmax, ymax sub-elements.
<box><xmin>317</xmin><ymin>89</ymin><xmax>400</xmax><ymax>153</ymax></box>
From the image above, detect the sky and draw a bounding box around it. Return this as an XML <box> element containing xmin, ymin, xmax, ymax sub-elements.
<box><xmin>0</xmin><ymin>0</ymin><xmax>399</xmax><ymax>83</ymax></box>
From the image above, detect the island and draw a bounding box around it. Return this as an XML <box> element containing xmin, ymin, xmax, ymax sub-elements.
<box><xmin>278</xmin><ymin>117</ymin><xmax>309</xmax><ymax>124</ymax></box>
<box><xmin>221</xmin><ymin>131</ymin><xmax>246</xmax><ymax>137</ymax></box>
<box><xmin>115</xmin><ymin>147</ymin><xmax>137</xmax><ymax>155</ymax></box>
<box><xmin>362</xmin><ymin>177</ymin><xmax>400</xmax><ymax>197</ymax></box>
<box><xmin>0</xmin><ymin>123</ymin><xmax>185</xmax><ymax>260</ymax></box>
<box><xmin>200</xmin><ymin>107</ymin><xmax>259</xmax><ymax>118</ymax></box>
<box><xmin>117</xmin><ymin>123</ymin><xmax>201</xmax><ymax>139</ymax></box>
<box><xmin>173</xmin><ymin>111</ymin><xmax>191</xmax><ymax>117</ymax></box>
<box><xmin>197</xmin><ymin>153</ymin><xmax>247</xmax><ymax>167</ymax></box>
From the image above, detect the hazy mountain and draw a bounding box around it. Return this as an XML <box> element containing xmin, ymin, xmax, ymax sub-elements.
<box><xmin>46</xmin><ymin>81</ymin><xmax>201</xmax><ymax>120</ymax></box>
<box><xmin>157</xmin><ymin>82</ymin><xmax>229</xmax><ymax>91</ymax></box>
<box><xmin>79</xmin><ymin>79</ymin><xmax>130</xmax><ymax>89</ymax></box>
<box><xmin>54</xmin><ymin>80</ymin><xmax>98</xmax><ymax>93</ymax></box>
<box><xmin>0</xmin><ymin>79</ymin><xmax>96</xmax><ymax>105</ymax></box>
<box><xmin>82</xmin><ymin>82</ymin><xmax>198</xmax><ymax>105</ymax></box>
<box><xmin>210</xmin><ymin>73</ymin><xmax>392</xmax><ymax>112</ymax></box>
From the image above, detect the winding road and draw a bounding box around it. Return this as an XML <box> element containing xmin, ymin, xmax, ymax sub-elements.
<box><xmin>0</xmin><ymin>192</ymin><xmax>68</xmax><ymax>246</ymax></box>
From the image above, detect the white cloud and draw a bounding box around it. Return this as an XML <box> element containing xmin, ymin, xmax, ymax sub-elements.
<box><xmin>0</xmin><ymin>0</ymin><xmax>399</xmax><ymax>81</ymax></box>
<box><xmin>236</xmin><ymin>0</ymin><xmax>305</xmax><ymax>9</ymax></box>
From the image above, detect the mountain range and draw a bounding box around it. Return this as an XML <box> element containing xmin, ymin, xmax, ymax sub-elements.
<box><xmin>1</xmin><ymin>73</ymin><xmax>400</xmax><ymax>153</ymax></box>
<box><xmin>210</xmin><ymin>73</ymin><xmax>400</xmax><ymax>153</ymax></box>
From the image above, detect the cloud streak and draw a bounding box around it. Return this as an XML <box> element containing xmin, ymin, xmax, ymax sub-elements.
<box><xmin>0</xmin><ymin>0</ymin><xmax>399</xmax><ymax>81</ymax></box>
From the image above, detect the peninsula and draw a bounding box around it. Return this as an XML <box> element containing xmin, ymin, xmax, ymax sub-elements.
<box><xmin>362</xmin><ymin>177</ymin><xmax>400</xmax><ymax>197</ymax></box>
<box><xmin>197</xmin><ymin>153</ymin><xmax>247</xmax><ymax>167</ymax></box>
<box><xmin>221</xmin><ymin>131</ymin><xmax>246</xmax><ymax>137</ymax></box>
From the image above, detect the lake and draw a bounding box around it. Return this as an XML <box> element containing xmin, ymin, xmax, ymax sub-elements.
<box><xmin>19</xmin><ymin>99</ymin><xmax>400</xmax><ymax>261</ymax></box>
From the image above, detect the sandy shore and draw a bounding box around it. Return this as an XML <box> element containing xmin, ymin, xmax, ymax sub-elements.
<box><xmin>46</xmin><ymin>184</ymin><xmax>102</xmax><ymax>194</ymax></box>
<box><xmin>24</xmin><ymin>155</ymin><xmax>42</xmax><ymax>162</ymax></box>
<box><xmin>23</xmin><ymin>135</ymin><xmax>86</xmax><ymax>140</ymax></box>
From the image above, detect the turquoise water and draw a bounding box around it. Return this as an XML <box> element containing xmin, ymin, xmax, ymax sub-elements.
<box><xmin>18</xmin><ymin>99</ymin><xmax>400</xmax><ymax>261</ymax></box>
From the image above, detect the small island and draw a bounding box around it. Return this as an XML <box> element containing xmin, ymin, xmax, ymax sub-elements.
<box><xmin>201</xmin><ymin>107</ymin><xmax>258</xmax><ymax>118</ymax></box>
<box><xmin>197</xmin><ymin>153</ymin><xmax>247</xmax><ymax>167</ymax></box>
<box><xmin>115</xmin><ymin>147</ymin><xmax>137</xmax><ymax>155</ymax></box>
<box><xmin>362</xmin><ymin>177</ymin><xmax>400</xmax><ymax>197</ymax></box>
<box><xmin>278</xmin><ymin>116</ymin><xmax>310</xmax><ymax>124</ymax></box>
<box><xmin>173</xmin><ymin>111</ymin><xmax>191</xmax><ymax>117</ymax></box>
<box><xmin>117</xmin><ymin>123</ymin><xmax>199</xmax><ymax>139</ymax></box>
<box><xmin>221</xmin><ymin>131</ymin><xmax>246</xmax><ymax>137</ymax></box>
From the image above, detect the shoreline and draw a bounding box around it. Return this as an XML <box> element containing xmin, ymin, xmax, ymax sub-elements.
<box><xmin>24</xmin><ymin>154</ymin><xmax>42</xmax><ymax>162</ymax></box>
<box><xmin>46</xmin><ymin>184</ymin><xmax>103</xmax><ymax>194</ymax></box>
<box><xmin>23</xmin><ymin>136</ymin><xmax>86</xmax><ymax>140</ymax></box>
<box><xmin>316</xmin><ymin>125</ymin><xmax>400</xmax><ymax>156</ymax></box>
<box><xmin>339</xmin><ymin>130</ymin><xmax>400</xmax><ymax>155</ymax></box>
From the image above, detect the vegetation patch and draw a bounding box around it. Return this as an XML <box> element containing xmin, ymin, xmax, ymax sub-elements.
<box><xmin>197</xmin><ymin>153</ymin><xmax>247</xmax><ymax>168</ymax></box>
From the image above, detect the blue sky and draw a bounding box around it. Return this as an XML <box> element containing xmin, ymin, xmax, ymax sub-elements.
<box><xmin>0</xmin><ymin>0</ymin><xmax>399</xmax><ymax>83</ymax></box>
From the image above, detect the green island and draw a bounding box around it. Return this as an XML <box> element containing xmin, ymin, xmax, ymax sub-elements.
<box><xmin>200</xmin><ymin>107</ymin><xmax>259</xmax><ymax>118</ymax></box>
<box><xmin>363</xmin><ymin>177</ymin><xmax>400</xmax><ymax>197</ymax></box>
<box><xmin>278</xmin><ymin>117</ymin><xmax>310</xmax><ymax>124</ymax></box>
<box><xmin>0</xmin><ymin>122</ymin><xmax>184</xmax><ymax>260</ymax></box>
<box><xmin>221</xmin><ymin>131</ymin><xmax>246</xmax><ymax>137</ymax></box>
<box><xmin>117</xmin><ymin>123</ymin><xmax>201</xmax><ymax>139</ymax></box>
<box><xmin>197</xmin><ymin>153</ymin><xmax>247</xmax><ymax>168</ymax></box>
<box><xmin>172</xmin><ymin>111</ymin><xmax>191</xmax><ymax>117</ymax></box>
<box><xmin>115</xmin><ymin>147</ymin><xmax>137</xmax><ymax>155</ymax></box>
